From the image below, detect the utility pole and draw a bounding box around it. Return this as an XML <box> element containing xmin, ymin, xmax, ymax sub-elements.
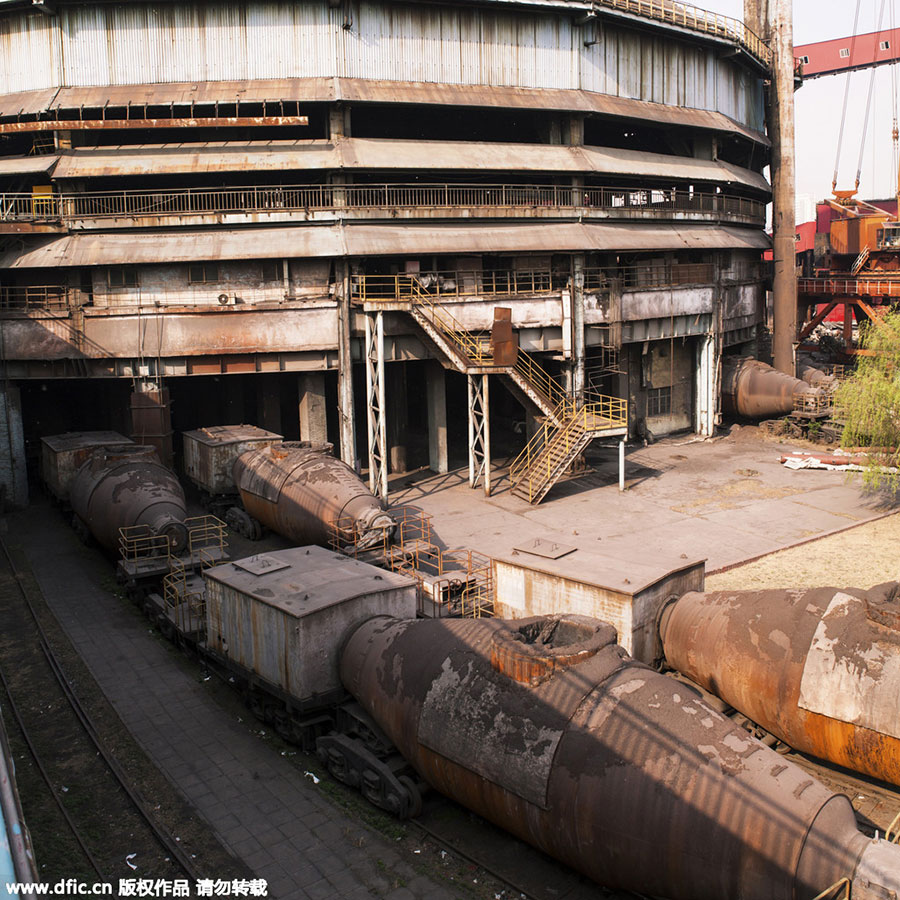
<box><xmin>768</xmin><ymin>0</ymin><xmax>798</xmax><ymax>375</ymax></box>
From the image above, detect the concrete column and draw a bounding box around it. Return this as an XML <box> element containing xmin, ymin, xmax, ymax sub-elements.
<box><xmin>0</xmin><ymin>386</ymin><xmax>27</xmax><ymax>509</ymax></box>
<box><xmin>329</xmin><ymin>103</ymin><xmax>351</xmax><ymax>140</ymax></box>
<box><xmin>565</xmin><ymin>114</ymin><xmax>585</xmax><ymax>146</ymax></box>
<box><xmin>770</xmin><ymin>0</ymin><xmax>797</xmax><ymax>375</ymax></box>
<box><xmin>695</xmin><ymin>334</ymin><xmax>717</xmax><ymax>437</ymax></box>
<box><xmin>571</xmin><ymin>254</ymin><xmax>586</xmax><ymax>403</ymax></box>
<box><xmin>338</xmin><ymin>260</ymin><xmax>358</xmax><ymax>469</ymax></box>
<box><xmin>387</xmin><ymin>362</ymin><xmax>408</xmax><ymax>474</ymax></box>
<box><xmin>299</xmin><ymin>372</ymin><xmax>328</xmax><ymax>443</ymax></box>
<box><xmin>426</xmin><ymin>361</ymin><xmax>448</xmax><ymax>474</ymax></box>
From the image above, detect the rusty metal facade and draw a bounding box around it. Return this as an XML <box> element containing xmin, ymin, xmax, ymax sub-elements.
<box><xmin>660</xmin><ymin>582</ymin><xmax>900</xmax><ymax>788</ymax></box>
<box><xmin>68</xmin><ymin>444</ymin><xmax>188</xmax><ymax>553</ymax></box>
<box><xmin>340</xmin><ymin>612</ymin><xmax>898</xmax><ymax>900</ymax></box>
<box><xmin>232</xmin><ymin>441</ymin><xmax>394</xmax><ymax>548</ymax></box>
<box><xmin>183</xmin><ymin>425</ymin><xmax>283</xmax><ymax>497</ymax></box>
<box><xmin>0</xmin><ymin>2</ymin><xmax>764</xmax><ymax>131</ymax></box>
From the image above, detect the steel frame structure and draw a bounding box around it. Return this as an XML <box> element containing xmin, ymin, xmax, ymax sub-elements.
<box><xmin>364</xmin><ymin>311</ymin><xmax>388</xmax><ymax>502</ymax></box>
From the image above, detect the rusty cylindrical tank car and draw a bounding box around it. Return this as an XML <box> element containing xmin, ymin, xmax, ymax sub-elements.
<box><xmin>232</xmin><ymin>442</ymin><xmax>394</xmax><ymax>549</ymax></box>
<box><xmin>340</xmin><ymin>613</ymin><xmax>900</xmax><ymax>900</ymax></box>
<box><xmin>660</xmin><ymin>582</ymin><xmax>900</xmax><ymax>788</ymax></box>
<box><xmin>722</xmin><ymin>356</ymin><xmax>823</xmax><ymax>418</ymax></box>
<box><xmin>69</xmin><ymin>445</ymin><xmax>188</xmax><ymax>554</ymax></box>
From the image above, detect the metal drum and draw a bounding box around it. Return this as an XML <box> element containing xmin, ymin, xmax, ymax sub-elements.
<box><xmin>69</xmin><ymin>445</ymin><xmax>188</xmax><ymax>553</ymax></box>
<box><xmin>722</xmin><ymin>356</ymin><xmax>822</xmax><ymax>418</ymax></box>
<box><xmin>232</xmin><ymin>442</ymin><xmax>394</xmax><ymax>549</ymax></box>
<box><xmin>660</xmin><ymin>582</ymin><xmax>900</xmax><ymax>787</ymax></box>
<box><xmin>341</xmin><ymin>613</ymin><xmax>900</xmax><ymax>900</ymax></box>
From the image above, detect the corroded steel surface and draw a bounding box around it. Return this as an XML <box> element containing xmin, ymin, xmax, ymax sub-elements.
<box><xmin>722</xmin><ymin>356</ymin><xmax>821</xmax><ymax>418</ymax></box>
<box><xmin>232</xmin><ymin>441</ymin><xmax>393</xmax><ymax>548</ymax></box>
<box><xmin>661</xmin><ymin>583</ymin><xmax>900</xmax><ymax>788</ymax></box>
<box><xmin>69</xmin><ymin>445</ymin><xmax>187</xmax><ymax>553</ymax></box>
<box><xmin>340</xmin><ymin>612</ymin><xmax>894</xmax><ymax>900</ymax></box>
<box><xmin>0</xmin><ymin>80</ymin><xmax>769</xmax><ymax>145</ymax></box>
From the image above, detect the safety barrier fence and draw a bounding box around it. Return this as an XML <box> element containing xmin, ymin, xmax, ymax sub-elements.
<box><xmin>594</xmin><ymin>0</ymin><xmax>771</xmax><ymax>66</ymax></box>
<box><xmin>1</xmin><ymin>262</ymin><xmax>761</xmax><ymax>312</ymax></box>
<box><xmin>799</xmin><ymin>277</ymin><xmax>900</xmax><ymax>298</ymax></box>
<box><xmin>0</xmin><ymin>182</ymin><xmax>765</xmax><ymax>224</ymax></box>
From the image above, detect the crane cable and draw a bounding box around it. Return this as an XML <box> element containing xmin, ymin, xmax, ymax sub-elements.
<box><xmin>833</xmin><ymin>0</ymin><xmax>864</xmax><ymax>194</ymax></box>
<box><xmin>891</xmin><ymin>0</ymin><xmax>900</xmax><ymax>200</ymax></box>
<box><xmin>856</xmin><ymin>0</ymin><xmax>890</xmax><ymax>190</ymax></box>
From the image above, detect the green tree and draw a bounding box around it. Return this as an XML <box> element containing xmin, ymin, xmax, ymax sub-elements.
<box><xmin>834</xmin><ymin>309</ymin><xmax>900</xmax><ymax>490</ymax></box>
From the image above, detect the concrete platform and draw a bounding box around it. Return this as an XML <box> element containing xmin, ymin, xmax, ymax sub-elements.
<box><xmin>390</xmin><ymin>427</ymin><xmax>899</xmax><ymax>576</ymax></box>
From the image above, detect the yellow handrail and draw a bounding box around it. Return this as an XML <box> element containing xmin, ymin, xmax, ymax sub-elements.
<box><xmin>510</xmin><ymin>395</ymin><xmax>628</xmax><ymax>483</ymax></box>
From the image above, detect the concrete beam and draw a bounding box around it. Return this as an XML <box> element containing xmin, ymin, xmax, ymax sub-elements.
<box><xmin>299</xmin><ymin>372</ymin><xmax>328</xmax><ymax>443</ymax></box>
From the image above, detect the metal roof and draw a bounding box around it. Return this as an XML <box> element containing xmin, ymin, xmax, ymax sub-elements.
<box><xmin>48</xmin><ymin>138</ymin><xmax>769</xmax><ymax>192</ymax></box>
<box><xmin>0</xmin><ymin>155</ymin><xmax>58</xmax><ymax>176</ymax></box>
<box><xmin>204</xmin><ymin>545</ymin><xmax>415</xmax><ymax>614</ymax></box>
<box><xmin>0</xmin><ymin>79</ymin><xmax>769</xmax><ymax>146</ymax></box>
<box><xmin>0</xmin><ymin>221</ymin><xmax>769</xmax><ymax>267</ymax></box>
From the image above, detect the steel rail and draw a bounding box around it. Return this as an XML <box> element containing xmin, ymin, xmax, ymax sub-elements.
<box><xmin>0</xmin><ymin>534</ymin><xmax>204</xmax><ymax>883</ymax></box>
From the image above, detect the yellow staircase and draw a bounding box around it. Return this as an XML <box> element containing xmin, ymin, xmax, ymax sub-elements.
<box><xmin>508</xmin><ymin>395</ymin><xmax>627</xmax><ymax>503</ymax></box>
<box><xmin>393</xmin><ymin>278</ymin><xmax>628</xmax><ymax>503</ymax></box>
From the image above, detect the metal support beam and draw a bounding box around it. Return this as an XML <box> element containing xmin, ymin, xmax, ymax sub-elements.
<box><xmin>618</xmin><ymin>439</ymin><xmax>625</xmax><ymax>492</ymax></box>
<box><xmin>467</xmin><ymin>373</ymin><xmax>491</xmax><ymax>497</ymax></box>
<box><xmin>797</xmin><ymin>300</ymin><xmax>838</xmax><ymax>343</ymax></box>
<box><xmin>365</xmin><ymin>312</ymin><xmax>388</xmax><ymax>503</ymax></box>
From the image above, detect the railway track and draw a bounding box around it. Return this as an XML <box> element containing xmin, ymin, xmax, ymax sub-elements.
<box><xmin>0</xmin><ymin>534</ymin><xmax>204</xmax><ymax>886</ymax></box>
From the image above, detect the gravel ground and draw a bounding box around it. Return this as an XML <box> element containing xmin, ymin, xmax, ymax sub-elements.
<box><xmin>705</xmin><ymin>511</ymin><xmax>900</xmax><ymax>591</ymax></box>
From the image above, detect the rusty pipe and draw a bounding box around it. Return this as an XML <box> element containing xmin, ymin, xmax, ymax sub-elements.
<box><xmin>69</xmin><ymin>445</ymin><xmax>187</xmax><ymax>553</ymax></box>
<box><xmin>232</xmin><ymin>441</ymin><xmax>394</xmax><ymax>548</ymax></box>
<box><xmin>340</xmin><ymin>613</ymin><xmax>899</xmax><ymax>900</ymax></box>
<box><xmin>660</xmin><ymin>583</ymin><xmax>900</xmax><ymax>788</ymax></box>
<box><xmin>722</xmin><ymin>356</ymin><xmax>822</xmax><ymax>418</ymax></box>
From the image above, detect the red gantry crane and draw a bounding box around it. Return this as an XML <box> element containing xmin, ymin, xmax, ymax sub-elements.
<box><xmin>793</xmin><ymin>6</ymin><xmax>900</xmax><ymax>355</ymax></box>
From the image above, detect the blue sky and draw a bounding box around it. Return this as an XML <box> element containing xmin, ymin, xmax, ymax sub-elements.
<box><xmin>703</xmin><ymin>0</ymin><xmax>900</xmax><ymax>217</ymax></box>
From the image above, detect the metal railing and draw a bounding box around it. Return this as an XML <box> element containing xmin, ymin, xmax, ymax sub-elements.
<box><xmin>354</xmin><ymin>270</ymin><xmax>562</xmax><ymax>305</ymax></box>
<box><xmin>792</xmin><ymin>393</ymin><xmax>834</xmax><ymax>417</ymax></box>
<box><xmin>328</xmin><ymin>508</ymin><xmax>493</xmax><ymax>618</ymax></box>
<box><xmin>585</xmin><ymin>262</ymin><xmax>717</xmax><ymax>290</ymax></box>
<box><xmin>0</xmin><ymin>182</ymin><xmax>766</xmax><ymax>225</ymax></box>
<box><xmin>1</xmin><ymin>261</ymin><xmax>762</xmax><ymax>314</ymax></box>
<box><xmin>0</xmin><ymin>285</ymin><xmax>74</xmax><ymax>311</ymax></box>
<box><xmin>595</xmin><ymin>0</ymin><xmax>771</xmax><ymax>67</ymax></box>
<box><xmin>799</xmin><ymin>277</ymin><xmax>900</xmax><ymax>298</ymax></box>
<box><xmin>509</xmin><ymin>392</ymin><xmax>628</xmax><ymax>494</ymax></box>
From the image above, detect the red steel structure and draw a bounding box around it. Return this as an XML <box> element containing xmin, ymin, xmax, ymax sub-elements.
<box><xmin>795</xmin><ymin>27</ymin><xmax>900</xmax><ymax>79</ymax></box>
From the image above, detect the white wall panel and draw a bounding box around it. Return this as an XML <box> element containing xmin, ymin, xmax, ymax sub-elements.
<box><xmin>0</xmin><ymin>0</ymin><xmax>764</xmax><ymax>130</ymax></box>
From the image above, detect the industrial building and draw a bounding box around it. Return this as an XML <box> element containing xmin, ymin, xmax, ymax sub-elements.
<box><xmin>0</xmin><ymin>0</ymin><xmax>771</xmax><ymax>507</ymax></box>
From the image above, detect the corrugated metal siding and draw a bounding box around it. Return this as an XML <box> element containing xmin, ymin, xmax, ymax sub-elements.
<box><xmin>0</xmin><ymin>1</ymin><xmax>764</xmax><ymax>130</ymax></box>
